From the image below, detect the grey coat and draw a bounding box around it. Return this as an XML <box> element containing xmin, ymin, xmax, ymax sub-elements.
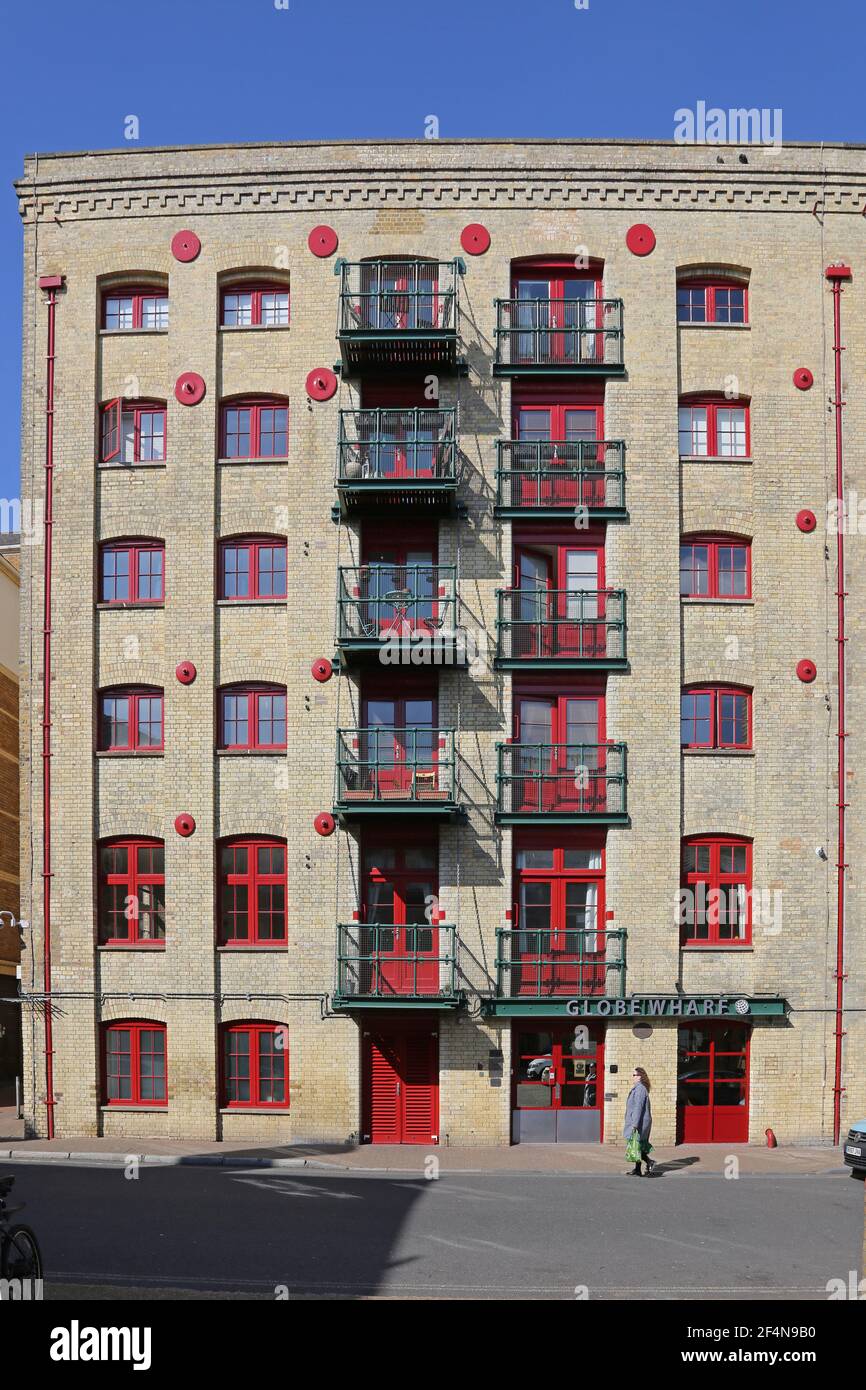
<box><xmin>623</xmin><ymin>1081</ymin><xmax>652</xmax><ymax>1141</ymax></box>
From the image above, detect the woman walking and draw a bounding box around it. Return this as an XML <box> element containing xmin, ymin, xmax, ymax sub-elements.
<box><xmin>623</xmin><ymin>1066</ymin><xmax>654</xmax><ymax>1176</ymax></box>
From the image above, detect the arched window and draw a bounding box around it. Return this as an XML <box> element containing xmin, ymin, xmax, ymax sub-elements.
<box><xmin>218</xmin><ymin>684</ymin><xmax>286</xmax><ymax>750</ymax></box>
<box><xmin>219</xmin><ymin>396</ymin><xmax>289</xmax><ymax>461</ymax></box>
<box><xmin>681</xmin><ymin>685</ymin><xmax>752</xmax><ymax>750</ymax></box>
<box><xmin>680</xmin><ymin>535</ymin><xmax>751</xmax><ymax>600</ymax></box>
<box><xmin>99</xmin><ymin>539</ymin><xmax>164</xmax><ymax>605</ymax></box>
<box><xmin>220</xmin><ymin>279</ymin><xmax>289</xmax><ymax>328</ymax></box>
<box><xmin>681</xmin><ymin>836</ymin><xmax>752</xmax><ymax>947</ymax></box>
<box><xmin>98</xmin><ymin>686</ymin><xmax>164</xmax><ymax>752</ymax></box>
<box><xmin>98</xmin><ymin>839</ymin><xmax>165</xmax><ymax>946</ymax></box>
<box><xmin>100</xmin><ymin>398</ymin><xmax>166</xmax><ymax>465</ymax></box>
<box><xmin>220</xmin><ymin>1022</ymin><xmax>289</xmax><ymax>1108</ymax></box>
<box><xmin>103</xmin><ymin>1020</ymin><xmax>167</xmax><ymax>1105</ymax></box>
<box><xmin>676</xmin><ymin>273</ymin><xmax>748</xmax><ymax>325</ymax></box>
<box><xmin>678</xmin><ymin>395</ymin><xmax>750</xmax><ymax>459</ymax></box>
<box><xmin>218</xmin><ymin>838</ymin><xmax>287</xmax><ymax>946</ymax></box>
<box><xmin>101</xmin><ymin>282</ymin><xmax>168</xmax><ymax>332</ymax></box>
<box><xmin>218</xmin><ymin>536</ymin><xmax>287</xmax><ymax>600</ymax></box>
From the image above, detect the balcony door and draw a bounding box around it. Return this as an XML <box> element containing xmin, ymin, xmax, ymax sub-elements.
<box><xmin>362</xmin><ymin>690</ymin><xmax>437</xmax><ymax>797</ymax></box>
<box><xmin>360</xmin><ymin>542</ymin><xmax>436</xmax><ymax>636</ymax></box>
<box><xmin>362</xmin><ymin>842</ymin><xmax>438</xmax><ymax>996</ymax></box>
<box><xmin>515</xmin><ymin>693</ymin><xmax>603</xmax><ymax>812</ymax></box>
<box><xmin>360</xmin><ymin>381</ymin><xmax>439</xmax><ymax>480</ymax></box>
<box><xmin>514</xmin><ymin>273</ymin><xmax>601</xmax><ymax>364</ymax></box>
<box><xmin>361</xmin><ymin>261</ymin><xmax>439</xmax><ymax>331</ymax></box>
<box><xmin>514</xmin><ymin>544</ymin><xmax>603</xmax><ymax>658</ymax></box>
<box><xmin>513</xmin><ymin>843</ymin><xmax>604</xmax><ymax>996</ymax></box>
<box><xmin>515</xmin><ymin>403</ymin><xmax>604</xmax><ymax>507</ymax></box>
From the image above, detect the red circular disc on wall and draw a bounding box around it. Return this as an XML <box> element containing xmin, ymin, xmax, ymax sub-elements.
<box><xmin>175</xmin><ymin>372</ymin><xmax>206</xmax><ymax>405</ymax></box>
<box><xmin>311</xmin><ymin>658</ymin><xmax>333</xmax><ymax>682</ymax></box>
<box><xmin>626</xmin><ymin>224</ymin><xmax>656</xmax><ymax>256</ymax></box>
<box><xmin>460</xmin><ymin>223</ymin><xmax>491</xmax><ymax>255</ymax></box>
<box><xmin>796</xmin><ymin>510</ymin><xmax>817</xmax><ymax>533</ymax></box>
<box><xmin>174</xmin><ymin>813</ymin><xmax>196</xmax><ymax>837</ymax></box>
<box><xmin>796</xmin><ymin>659</ymin><xmax>817</xmax><ymax>683</ymax></box>
<box><xmin>171</xmin><ymin>230</ymin><xmax>201</xmax><ymax>263</ymax></box>
<box><xmin>793</xmin><ymin>367</ymin><xmax>814</xmax><ymax>391</ymax></box>
<box><xmin>305</xmin><ymin>368</ymin><xmax>338</xmax><ymax>401</ymax></box>
<box><xmin>314</xmin><ymin>812</ymin><xmax>336</xmax><ymax>837</ymax></box>
<box><xmin>175</xmin><ymin>661</ymin><xmax>197</xmax><ymax>685</ymax></box>
<box><xmin>308</xmin><ymin>225</ymin><xmax>339</xmax><ymax>257</ymax></box>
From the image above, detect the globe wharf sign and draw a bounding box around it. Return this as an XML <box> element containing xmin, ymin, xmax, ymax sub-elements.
<box><xmin>564</xmin><ymin>995</ymin><xmax>789</xmax><ymax>1019</ymax></box>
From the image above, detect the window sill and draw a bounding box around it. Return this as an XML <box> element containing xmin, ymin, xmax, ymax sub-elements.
<box><xmin>98</xmin><ymin>943</ymin><xmax>166</xmax><ymax>951</ymax></box>
<box><xmin>217</xmin><ymin>598</ymin><xmax>287</xmax><ymax>608</ymax></box>
<box><xmin>98</xmin><ymin>461</ymin><xmax>168</xmax><ymax>471</ymax></box>
<box><xmin>681</xmin><ymin>597</ymin><xmax>754</xmax><ymax>607</ymax></box>
<box><xmin>217</xmin><ymin>748</ymin><xmax>287</xmax><ymax>757</ymax></box>
<box><xmin>682</xmin><ymin>944</ymin><xmax>754</xmax><ymax>952</ymax></box>
<box><xmin>682</xmin><ymin>748</ymin><xmax>754</xmax><ymax>757</ymax></box>
<box><xmin>99</xmin><ymin>328</ymin><xmax>169</xmax><ymax>337</ymax></box>
<box><xmin>680</xmin><ymin>456</ymin><xmax>753</xmax><ymax>465</ymax></box>
<box><xmin>219</xmin><ymin>1107</ymin><xmax>290</xmax><ymax>1115</ymax></box>
<box><xmin>219</xmin><ymin>324</ymin><xmax>290</xmax><ymax>334</ymax></box>
<box><xmin>95</xmin><ymin>750</ymin><xmax>164</xmax><ymax>758</ymax></box>
<box><xmin>678</xmin><ymin>321</ymin><xmax>750</xmax><ymax>331</ymax></box>
<box><xmin>218</xmin><ymin>458</ymin><xmax>288</xmax><ymax>467</ymax></box>
<box><xmin>96</xmin><ymin>602</ymin><xmax>165</xmax><ymax>611</ymax></box>
<box><xmin>217</xmin><ymin>944</ymin><xmax>288</xmax><ymax>952</ymax></box>
<box><xmin>100</xmin><ymin>1105</ymin><xmax>168</xmax><ymax>1112</ymax></box>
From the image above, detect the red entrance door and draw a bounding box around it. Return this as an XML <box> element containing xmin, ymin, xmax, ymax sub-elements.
<box><xmin>515</xmin><ymin>693</ymin><xmax>604</xmax><ymax>813</ymax></box>
<box><xmin>362</xmin><ymin>1026</ymin><xmax>439</xmax><ymax>1143</ymax></box>
<box><xmin>362</xmin><ymin>842</ymin><xmax>438</xmax><ymax>996</ymax></box>
<box><xmin>676</xmin><ymin>1023</ymin><xmax>750</xmax><ymax>1142</ymax></box>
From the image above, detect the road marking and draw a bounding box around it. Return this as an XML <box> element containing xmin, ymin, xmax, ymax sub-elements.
<box><xmin>232</xmin><ymin>1177</ymin><xmax>361</xmax><ymax>1200</ymax></box>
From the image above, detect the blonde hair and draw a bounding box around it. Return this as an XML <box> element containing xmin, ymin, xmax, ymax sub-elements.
<box><xmin>633</xmin><ymin>1067</ymin><xmax>651</xmax><ymax>1092</ymax></box>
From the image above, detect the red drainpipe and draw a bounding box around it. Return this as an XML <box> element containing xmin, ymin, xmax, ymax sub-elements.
<box><xmin>826</xmin><ymin>262</ymin><xmax>851</xmax><ymax>1146</ymax></box>
<box><xmin>37</xmin><ymin>273</ymin><xmax>63</xmax><ymax>1139</ymax></box>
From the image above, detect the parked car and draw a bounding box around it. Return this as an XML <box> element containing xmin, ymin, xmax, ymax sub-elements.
<box><xmin>843</xmin><ymin>1120</ymin><xmax>866</xmax><ymax>1177</ymax></box>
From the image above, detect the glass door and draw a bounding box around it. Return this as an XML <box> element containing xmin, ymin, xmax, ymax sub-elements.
<box><xmin>363</xmin><ymin>844</ymin><xmax>438</xmax><ymax>995</ymax></box>
<box><xmin>512</xmin><ymin>1023</ymin><xmax>604</xmax><ymax>1142</ymax></box>
<box><xmin>361</xmin><ymin>547</ymin><xmax>435</xmax><ymax>635</ymax></box>
<box><xmin>559</xmin><ymin>548</ymin><xmax>602</xmax><ymax>658</ymax></box>
<box><xmin>515</xmin><ymin>550</ymin><xmax>552</xmax><ymax>658</ymax></box>
<box><xmin>677</xmin><ymin>1024</ymin><xmax>750</xmax><ymax>1143</ymax></box>
<box><xmin>362</xmin><ymin>694</ymin><xmax>436</xmax><ymax>798</ymax></box>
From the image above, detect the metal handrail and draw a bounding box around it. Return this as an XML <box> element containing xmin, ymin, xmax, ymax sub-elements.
<box><xmin>338</xmin><ymin>260</ymin><xmax>461</xmax><ymax>334</ymax></box>
<box><xmin>495</xmin><ymin>926</ymin><xmax>627</xmax><ymax>998</ymax></box>
<box><xmin>337</xmin><ymin>564</ymin><xmax>457</xmax><ymax>642</ymax></box>
<box><xmin>494</xmin><ymin>297</ymin><xmax>624</xmax><ymax>367</ymax></box>
<box><xmin>336</xmin><ymin>923</ymin><xmax>458</xmax><ymax>999</ymax></box>
<box><xmin>338</xmin><ymin>408</ymin><xmax>458</xmax><ymax>483</ymax></box>
<box><xmin>336</xmin><ymin>727</ymin><xmax>457</xmax><ymax>803</ymax></box>
<box><xmin>496</xmin><ymin>588</ymin><xmax>626</xmax><ymax>661</ymax></box>
<box><xmin>496</xmin><ymin>741</ymin><xmax>627</xmax><ymax>816</ymax></box>
<box><xmin>495</xmin><ymin>439</ymin><xmax>626</xmax><ymax>511</ymax></box>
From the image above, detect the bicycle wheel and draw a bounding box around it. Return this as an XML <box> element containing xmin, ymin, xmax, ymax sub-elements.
<box><xmin>1</xmin><ymin>1224</ymin><xmax>43</xmax><ymax>1281</ymax></box>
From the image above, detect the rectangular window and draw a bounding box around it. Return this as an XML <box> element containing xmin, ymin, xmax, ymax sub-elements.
<box><xmin>680</xmin><ymin>539</ymin><xmax>750</xmax><ymax>600</ymax></box>
<box><xmin>101</xmin><ymin>402</ymin><xmax>166</xmax><ymax>465</ymax></box>
<box><xmin>681</xmin><ymin>688</ymin><xmax>751</xmax><ymax>750</ymax></box>
<box><xmin>99</xmin><ymin>691</ymin><xmax>164</xmax><ymax>752</ymax></box>
<box><xmin>103</xmin><ymin>289</ymin><xmax>168</xmax><ymax>332</ymax></box>
<box><xmin>682</xmin><ymin>839</ymin><xmax>751</xmax><ymax>946</ymax></box>
<box><xmin>219</xmin><ymin>687</ymin><xmax>286</xmax><ymax>751</ymax></box>
<box><xmin>220</xmin><ymin>401</ymin><xmax>288</xmax><ymax>460</ymax></box>
<box><xmin>677</xmin><ymin>284</ymin><xmax>747</xmax><ymax>325</ymax></box>
<box><xmin>221</xmin><ymin>285</ymin><xmax>289</xmax><ymax>328</ymax></box>
<box><xmin>219</xmin><ymin>840</ymin><xmax>287</xmax><ymax>946</ymax></box>
<box><xmin>99</xmin><ymin>839</ymin><xmax>165</xmax><ymax>945</ymax></box>
<box><xmin>679</xmin><ymin>402</ymin><xmax>749</xmax><ymax>459</ymax></box>
<box><xmin>222</xmin><ymin>1024</ymin><xmax>289</xmax><ymax>1107</ymax></box>
<box><xmin>105</xmin><ymin>1023</ymin><xmax>167</xmax><ymax>1105</ymax></box>
<box><xmin>101</xmin><ymin>544</ymin><xmax>164</xmax><ymax>604</ymax></box>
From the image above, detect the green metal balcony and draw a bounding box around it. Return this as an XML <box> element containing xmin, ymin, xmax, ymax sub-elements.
<box><xmin>335</xmin><ymin>407</ymin><xmax>459</xmax><ymax>515</ymax></box>
<box><xmin>336</xmin><ymin>259</ymin><xmax>463</xmax><ymax>376</ymax></box>
<box><xmin>333</xmin><ymin>923</ymin><xmax>460</xmax><ymax>1009</ymax></box>
<box><xmin>495</xmin><ymin>439</ymin><xmax>626</xmax><ymax>520</ymax></box>
<box><xmin>493</xmin><ymin>298</ymin><xmax>624</xmax><ymax>375</ymax></box>
<box><xmin>335</xmin><ymin>727</ymin><xmax>459</xmax><ymax>819</ymax></box>
<box><xmin>490</xmin><ymin>927</ymin><xmax>627</xmax><ymax>1015</ymax></box>
<box><xmin>336</xmin><ymin>564</ymin><xmax>466</xmax><ymax>667</ymax></box>
<box><xmin>496</xmin><ymin>742</ymin><xmax>628</xmax><ymax>825</ymax></box>
<box><xmin>495</xmin><ymin>589</ymin><xmax>627</xmax><ymax>671</ymax></box>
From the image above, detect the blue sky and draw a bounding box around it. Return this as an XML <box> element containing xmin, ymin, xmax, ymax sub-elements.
<box><xmin>2</xmin><ymin>0</ymin><xmax>863</xmax><ymax>499</ymax></box>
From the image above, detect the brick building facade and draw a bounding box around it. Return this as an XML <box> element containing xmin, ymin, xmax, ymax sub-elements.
<box><xmin>14</xmin><ymin>139</ymin><xmax>866</xmax><ymax>1146</ymax></box>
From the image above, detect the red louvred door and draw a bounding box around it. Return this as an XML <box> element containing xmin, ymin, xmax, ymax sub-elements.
<box><xmin>363</xmin><ymin>1028</ymin><xmax>439</xmax><ymax>1144</ymax></box>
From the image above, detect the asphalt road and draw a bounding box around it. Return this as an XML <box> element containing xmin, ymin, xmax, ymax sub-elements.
<box><xmin>3</xmin><ymin>1160</ymin><xmax>862</xmax><ymax>1301</ymax></box>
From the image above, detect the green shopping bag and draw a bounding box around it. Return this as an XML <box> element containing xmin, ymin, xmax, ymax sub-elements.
<box><xmin>625</xmin><ymin>1130</ymin><xmax>643</xmax><ymax>1164</ymax></box>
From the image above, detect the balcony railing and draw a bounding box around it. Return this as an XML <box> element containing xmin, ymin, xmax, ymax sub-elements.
<box><xmin>496</xmin><ymin>742</ymin><xmax>628</xmax><ymax>823</ymax></box>
<box><xmin>334</xmin><ymin>923</ymin><xmax>459</xmax><ymax>1006</ymax></box>
<box><xmin>335</xmin><ymin>727</ymin><xmax>457</xmax><ymax>814</ymax></box>
<box><xmin>495</xmin><ymin>927</ymin><xmax>627</xmax><ymax>1000</ymax></box>
<box><xmin>336</xmin><ymin>564</ymin><xmax>463</xmax><ymax>664</ymax></box>
<box><xmin>495</xmin><ymin>440</ymin><xmax>626</xmax><ymax>516</ymax></box>
<box><xmin>336</xmin><ymin>408</ymin><xmax>459</xmax><ymax>513</ymax></box>
<box><xmin>493</xmin><ymin>298</ymin><xmax>624</xmax><ymax>373</ymax></box>
<box><xmin>337</xmin><ymin>259</ymin><xmax>462</xmax><ymax>374</ymax></box>
<box><xmin>496</xmin><ymin>589</ymin><xmax>626</xmax><ymax>668</ymax></box>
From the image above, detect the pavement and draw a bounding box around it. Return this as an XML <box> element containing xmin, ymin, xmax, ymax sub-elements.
<box><xmin>0</xmin><ymin>1107</ymin><xmax>852</xmax><ymax>1174</ymax></box>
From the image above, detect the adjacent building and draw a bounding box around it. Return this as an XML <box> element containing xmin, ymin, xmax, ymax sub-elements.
<box><xmin>15</xmin><ymin>139</ymin><xmax>866</xmax><ymax>1146</ymax></box>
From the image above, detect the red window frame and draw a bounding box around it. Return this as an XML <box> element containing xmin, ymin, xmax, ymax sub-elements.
<box><xmin>512</xmin><ymin>833</ymin><xmax>606</xmax><ymax>991</ymax></box>
<box><xmin>218</xmin><ymin>838</ymin><xmax>287</xmax><ymax>947</ymax></box>
<box><xmin>511</xmin><ymin>681</ymin><xmax>608</xmax><ymax>814</ymax></box>
<box><xmin>681</xmin><ymin>685</ymin><xmax>752</xmax><ymax>750</ymax></box>
<box><xmin>98</xmin><ymin>838</ymin><xmax>165</xmax><ymax>947</ymax></box>
<box><xmin>220</xmin><ymin>282</ymin><xmax>290</xmax><ymax>328</ymax></box>
<box><xmin>100</xmin><ymin>398</ymin><xmax>167</xmax><ymax>464</ymax></box>
<box><xmin>680</xmin><ymin>535</ymin><xmax>751</xmax><ymax>600</ymax></box>
<box><xmin>102</xmin><ymin>286</ymin><xmax>168</xmax><ymax>331</ymax></box>
<box><xmin>358</xmin><ymin>529</ymin><xmax>440</xmax><ymax>635</ymax></box>
<box><xmin>360</xmin><ymin>677</ymin><xmax>439</xmax><ymax>795</ymax></box>
<box><xmin>103</xmin><ymin>1020</ymin><xmax>167</xmax><ymax>1106</ymax></box>
<box><xmin>510</xmin><ymin>257</ymin><xmax>605</xmax><ymax>364</ymax></box>
<box><xmin>221</xmin><ymin>1022</ymin><xmax>289</xmax><ymax>1109</ymax></box>
<box><xmin>219</xmin><ymin>684</ymin><xmax>287</xmax><ymax>751</ymax></box>
<box><xmin>360</xmin><ymin>836</ymin><xmax>440</xmax><ymax>995</ymax></box>
<box><xmin>678</xmin><ymin>397</ymin><xmax>750</xmax><ymax>459</ymax></box>
<box><xmin>219</xmin><ymin>396</ymin><xmax>289</xmax><ymax>460</ymax></box>
<box><xmin>218</xmin><ymin>536</ymin><xmax>287</xmax><ymax>601</ymax></box>
<box><xmin>681</xmin><ymin>835</ymin><xmax>752</xmax><ymax>947</ymax></box>
<box><xmin>677</xmin><ymin>280</ymin><xmax>748</xmax><ymax>325</ymax></box>
<box><xmin>98</xmin><ymin>686</ymin><xmax>164</xmax><ymax>753</ymax></box>
<box><xmin>510</xmin><ymin>256</ymin><xmax>603</xmax><ymax>302</ymax></box>
<box><xmin>99</xmin><ymin>540</ymin><xmax>165</xmax><ymax>605</ymax></box>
